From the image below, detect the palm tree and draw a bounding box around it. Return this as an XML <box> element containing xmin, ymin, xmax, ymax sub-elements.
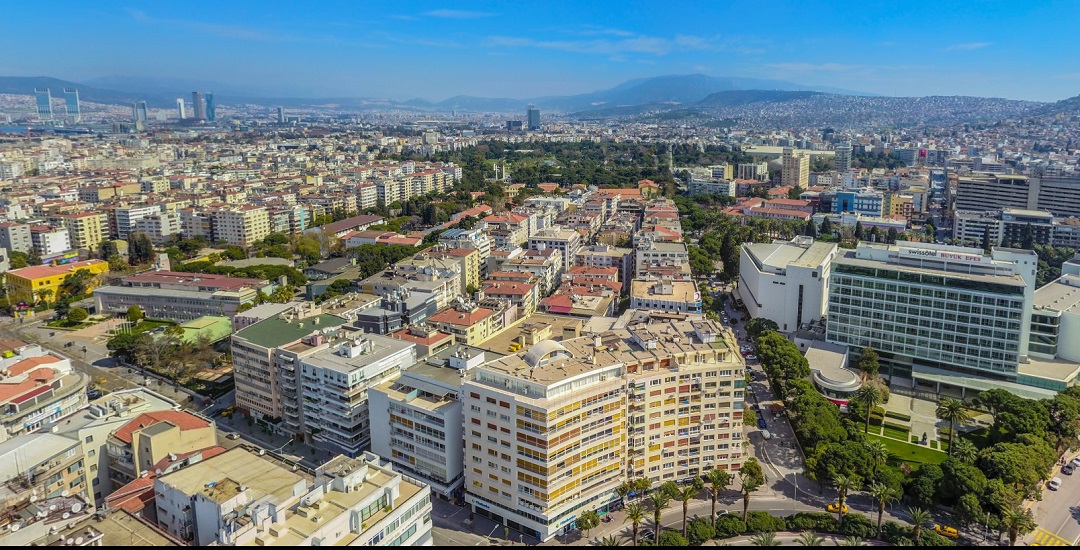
<box><xmin>677</xmin><ymin>484</ymin><xmax>700</xmax><ymax>539</ymax></box>
<box><xmin>867</xmin><ymin>482</ymin><xmax>899</xmax><ymax>540</ymax></box>
<box><xmin>739</xmin><ymin>458</ymin><xmax>766</xmax><ymax>521</ymax></box>
<box><xmin>866</xmin><ymin>441</ymin><xmax>890</xmax><ymax>475</ymax></box>
<box><xmin>907</xmin><ymin>507</ymin><xmax>932</xmax><ymax>546</ymax></box>
<box><xmin>599</xmin><ymin>535</ymin><xmax>621</xmax><ymax>546</ymax></box>
<box><xmin>854</xmin><ymin>384</ymin><xmax>883</xmax><ymax>434</ymax></box>
<box><xmin>750</xmin><ymin>532</ymin><xmax>780</xmax><ymax>546</ymax></box>
<box><xmin>1002</xmin><ymin>505</ymin><xmax>1037</xmax><ymax>546</ymax></box>
<box><xmin>623</xmin><ymin>503</ymin><xmax>646</xmax><ymax>546</ymax></box>
<box><xmin>951</xmin><ymin>438</ymin><xmax>979</xmax><ymax>463</ymax></box>
<box><xmin>648</xmin><ymin>490</ymin><xmax>671</xmax><ymax>546</ymax></box>
<box><xmin>616</xmin><ymin>481</ymin><xmax>633</xmax><ymax>506</ymax></box>
<box><xmin>633</xmin><ymin>477</ymin><xmax>652</xmax><ymax>502</ymax></box>
<box><xmin>935</xmin><ymin>397</ymin><xmax>970</xmax><ymax>454</ymax></box>
<box><xmin>833</xmin><ymin>474</ymin><xmax>860</xmax><ymax>528</ymax></box>
<box><xmin>838</xmin><ymin>536</ymin><xmax>866</xmax><ymax>546</ymax></box>
<box><xmin>795</xmin><ymin>532</ymin><xmax>824</xmax><ymax>546</ymax></box>
<box><xmin>706</xmin><ymin>468</ymin><xmax>731</xmax><ymax>522</ymax></box>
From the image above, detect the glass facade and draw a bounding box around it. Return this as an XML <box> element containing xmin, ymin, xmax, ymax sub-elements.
<box><xmin>827</xmin><ymin>263</ymin><xmax>1024</xmax><ymax>376</ymax></box>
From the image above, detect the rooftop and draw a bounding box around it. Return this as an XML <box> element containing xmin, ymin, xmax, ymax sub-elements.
<box><xmin>111</xmin><ymin>410</ymin><xmax>211</xmax><ymax>444</ymax></box>
<box><xmin>156</xmin><ymin>447</ymin><xmax>308</xmax><ymax>504</ymax></box>
<box><xmin>235</xmin><ymin>313</ymin><xmax>348</xmax><ymax>349</ymax></box>
<box><xmin>122</xmin><ymin>270</ymin><xmax>265</xmax><ymax>291</ymax></box>
<box><xmin>4</xmin><ymin>260</ymin><xmax>106</xmax><ymax>282</ymax></box>
<box><xmin>1034</xmin><ymin>275</ymin><xmax>1080</xmax><ymax>313</ymax></box>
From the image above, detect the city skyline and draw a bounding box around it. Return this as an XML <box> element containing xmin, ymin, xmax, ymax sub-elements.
<box><xmin>0</xmin><ymin>1</ymin><xmax>1077</xmax><ymax>102</ymax></box>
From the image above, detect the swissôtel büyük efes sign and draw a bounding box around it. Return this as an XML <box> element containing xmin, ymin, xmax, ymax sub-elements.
<box><xmin>899</xmin><ymin>247</ymin><xmax>985</xmax><ymax>264</ymax></box>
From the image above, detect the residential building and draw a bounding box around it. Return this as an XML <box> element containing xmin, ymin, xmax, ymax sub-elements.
<box><xmin>575</xmin><ymin>244</ymin><xmax>634</xmax><ymax>287</ymax></box>
<box><xmin>424</xmin><ymin>246</ymin><xmax>482</xmax><ymax>295</ymax></box>
<box><xmin>954</xmin><ymin>174</ymin><xmax>1033</xmax><ymax>213</ymax></box>
<box><xmin>154</xmin><ymin>448</ymin><xmax>432</xmax><ymax>546</ymax></box>
<box><xmin>498</xmin><ymin>248</ymin><xmax>563</xmax><ymax>296</ymax></box>
<box><xmin>212</xmin><ymin>206</ymin><xmax>270</xmax><ymax>247</ymax></box>
<box><xmin>687</xmin><ymin>178</ymin><xmax>736</xmax><ymax>197</ymax></box>
<box><xmin>115</xmin><ymin>205</ymin><xmax>163</xmax><ymax>241</ymax></box>
<box><xmin>482</xmin><ymin>281</ymin><xmax>539</xmax><ymax>315</ymax></box>
<box><xmin>826</xmin><ymin>241</ymin><xmax>1042</xmax><ymax>396</ymax></box>
<box><xmin>463</xmin><ymin>311</ymin><xmax>745</xmax><ymax>541</ymax></box>
<box><xmin>134</xmin><ymin>212</ymin><xmax>183</xmax><ymax>245</ymax></box>
<box><xmin>95</xmin><ymin>271</ymin><xmax>267</xmax><ymax>321</ymax></box>
<box><xmin>52</xmin><ymin>212</ymin><xmax>106</xmax><ymax>251</ymax></box>
<box><xmin>0</xmin><ymin>342</ymin><xmax>88</xmax><ymax>441</ymax></box>
<box><xmin>4</xmin><ymin>259</ymin><xmax>109</xmax><ymax>304</ymax></box>
<box><xmin>105</xmin><ymin>410</ymin><xmax>216</xmax><ymax>489</ymax></box>
<box><xmin>782</xmin><ymin>147</ymin><xmax>810</xmax><ymax>189</ymax></box>
<box><xmin>428</xmin><ymin>300</ymin><xmax>501</xmax><ymax>346</ymax></box>
<box><xmin>630</xmin><ymin>278</ymin><xmax>702</xmax><ymax>314</ymax></box>
<box><xmin>0</xmin><ymin>433</ymin><xmax>87</xmax><ymax>509</ymax></box>
<box><xmin>739</xmin><ymin>237</ymin><xmax>838</xmax><ymax>332</ymax></box>
<box><xmin>737</xmin><ymin>162</ymin><xmax>769</xmax><ymax>181</ymax></box>
<box><xmin>0</xmin><ymin>222</ymin><xmax>32</xmax><ymax>254</ymax></box>
<box><xmin>528</xmin><ymin>227</ymin><xmax>581</xmax><ymax>275</ymax></box>
<box><xmin>370</xmin><ymin>344</ymin><xmax>500</xmax><ymax>498</ymax></box>
<box><xmin>440</xmin><ymin>227</ymin><xmax>492</xmax><ymax>272</ymax></box>
<box><xmin>635</xmin><ymin>241</ymin><xmax>688</xmax><ymax>278</ymax></box>
<box><xmin>29</xmin><ymin>225</ymin><xmax>71</xmax><ymax>256</ymax></box>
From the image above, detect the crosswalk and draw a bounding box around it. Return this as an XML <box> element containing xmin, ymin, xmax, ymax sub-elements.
<box><xmin>1032</xmin><ymin>527</ymin><xmax>1073</xmax><ymax>546</ymax></box>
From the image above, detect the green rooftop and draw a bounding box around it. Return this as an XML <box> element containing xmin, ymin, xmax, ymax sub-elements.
<box><xmin>178</xmin><ymin>316</ymin><xmax>234</xmax><ymax>344</ymax></box>
<box><xmin>234</xmin><ymin>313</ymin><xmax>349</xmax><ymax>348</ymax></box>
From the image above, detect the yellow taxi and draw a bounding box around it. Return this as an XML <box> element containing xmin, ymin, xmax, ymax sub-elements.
<box><xmin>934</xmin><ymin>524</ymin><xmax>959</xmax><ymax>539</ymax></box>
<box><xmin>827</xmin><ymin>502</ymin><xmax>849</xmax><ymax>514</ymax></box>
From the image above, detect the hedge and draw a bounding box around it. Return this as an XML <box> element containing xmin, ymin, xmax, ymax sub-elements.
<box><xmin>746</xmin><ymin>511</ymin><xmax>787</xmax><ymax>533</ymax></box>
<box><xmin>883</xmin><ymin>420</ymin><xmax>910</xmax><ymax>433</ymax></box>
<box><xmin>885</xmin><ymin>410</ymin><xmax>912</xmax><ymax>422</ymax></box>
<box><xmin>714</xmin><ymin>515</ymin><xmax>747</xmax><ymax>537</ymax></box>
<box><xmin>785</xmin><ymin>512</ymin><xmax>838</xmax><ymax>533</ymax></box>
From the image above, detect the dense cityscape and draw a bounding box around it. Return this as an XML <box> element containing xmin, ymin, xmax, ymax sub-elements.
<box><xmin>3</xmin><ymin>3</ymin><xmax>1080</xmax><ymax>548</ymax></box>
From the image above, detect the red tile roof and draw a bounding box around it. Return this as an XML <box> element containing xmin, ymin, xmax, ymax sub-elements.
<box><xmin>112</xmin><ymin>411</ymin><xmax>211</xmax><ymax>445</ymax></box>
<box><xmin>5</xmin><ymin>260</ymin><xmax>107</xmax><ymax>282</ymax></box>
<box><xmin>429</xmin><ymin>306</ymin><xmax>495</xmax><ymax>327</ymax></box>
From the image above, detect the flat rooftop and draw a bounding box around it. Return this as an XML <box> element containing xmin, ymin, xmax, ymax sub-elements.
<box><xmin>234</xmin><ymin>313</ymin><xmax>348</xmax><ymax>349</ymax></box>
<box><xmin>833</xmin><ymin>250</ymin><xmax>1029</xmax><ymax>289</ymax></box>
<box><xmin>300</xmin><ymin>334</ymin><xmax>413</xmax><ymax>375</ymax></box>
<box><xmin>156</xmin><ymin>447</ymin><xmax>308</xmax><ymax>503</ymax></box>
<box><xmin>1033</xmin><ymin>275</ymin><xmax>1080</xmax><ymax>314</ymax></box>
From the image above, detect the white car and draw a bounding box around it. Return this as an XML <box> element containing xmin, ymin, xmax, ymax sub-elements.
<box><xmin>761</xmin><ymin>430</ymin><xmax>772</xmax><ymax>440</ymax></box>
<box><xmin>1049</xmin><ymin>477</ymin><xmax>1063</xmax><ymax>490</ymax></box>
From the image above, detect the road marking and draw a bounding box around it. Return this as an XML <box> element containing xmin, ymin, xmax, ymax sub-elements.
<box><xmin>1033</xmin><ymin>527</ymin><xmax>1071</xmax><ymax>546</ymax></box>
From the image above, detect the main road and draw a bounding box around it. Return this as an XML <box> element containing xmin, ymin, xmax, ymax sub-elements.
<box><xmin>1027</xmin><ymin>465</ymin><xmax>1080</xmax><ymax>546</ymax></box>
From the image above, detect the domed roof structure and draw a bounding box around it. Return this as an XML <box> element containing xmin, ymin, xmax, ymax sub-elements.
<box><xmin>522</xmin><ymin>340</ymin><xmax>572</xmax><ymax>368</ymax></box>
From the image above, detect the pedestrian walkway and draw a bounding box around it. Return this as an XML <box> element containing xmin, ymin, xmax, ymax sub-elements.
<box><xmin>1032</xmin><ymin>527</ymin><xmax>1073</xmax><ymax>546</ymax></box>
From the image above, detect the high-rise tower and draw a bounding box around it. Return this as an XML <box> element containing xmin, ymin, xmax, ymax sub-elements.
<box><xmin>176</xmin><ymin>98</ymin><xmax>186</xmax><ymax>120</ymax></box>
<box><xmin>63</xmin><ymin>89</ymin><xmax>80</xmax><ymax>123</ymax></box>
<box><xmin>526</xmin><ymin>104</ymin><xmax>540</xmax><ymax>130</ymax></box>
<box><xmin>276</xmin><ymin>106</ymin><xmax>285</xmax><ymax>124</ymax></box>
<box><xmin>34</xmin><ymin>88</ymin><xmax>53</xmax><ymax>120</ymax></box>
<box><xmin>133</xmin><ymin>101</ymin><xmax>148</xmax><ymax>123</ymax></box>
<box><xmin>205</xmin><ymin>92</ymin><xmax>216</xmax><ymax>121</ymax></box>
<box><xmin>192</xmin><ymin>91</ymin><xmax>206</xmax><ymax>120</ymax></box>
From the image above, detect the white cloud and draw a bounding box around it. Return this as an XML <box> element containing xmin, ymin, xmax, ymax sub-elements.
<box><xmin>944</xmin><ymin>42</ymin><xmax>991</xmax><ymax>51</ymax></box>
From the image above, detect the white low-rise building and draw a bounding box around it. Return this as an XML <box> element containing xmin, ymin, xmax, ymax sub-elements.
<box><xmin>739</xmin><ymin>237</ymin><xmax>838</xmax><ymax>333</ymax></box>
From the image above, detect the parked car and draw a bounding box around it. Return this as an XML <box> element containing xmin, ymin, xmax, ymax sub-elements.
<box><xmin>745</xmin><ymin>355</ymin><xmax>757</xmax><ymax>360</ymax></box>
<box><xmin>827</xmin><ymin>502</ymin><xmax>849</xmax><ymax>514</ymax></box>
<box><xmin>757</xmin><ymin>417</ymin><xmax>767</xmax><ymax>429</ymax></box>
<box><xmin>640</xmin><ymin>529</ymin><xmax>654</xmax><ymax>541</ymax></box>
<box><xmin>225</xmin><ymin>432</ymin><xmax>241</xmax><ymax>440</ymax></box>
<box><xmin>1070</xmin><ymin>457</ymin><xmax>1080</xmax><ymax>469</ymax></box>
<box><xmin>1064</xmin><ymin>463</ymin><xmax>1076</xmax><ymax>475</ymax></box>
<box><xmin>1049</xmin><ymin>477</ymin><xmax>1063</xmax><ymax>490</ymax></box>
<box><xmin>933</xmin><ymin>525</ymin><xmax>959</xmax><ymax>539</ymax></box>
<box><xmin>86</xmin><ymin>389</ymin><xmax>103</xmax><ymax>400</ymax></box>
<box><xmin>760</xmin><ymin>430</ymin><xmax>772</xmax><ymax>440</ymax></box>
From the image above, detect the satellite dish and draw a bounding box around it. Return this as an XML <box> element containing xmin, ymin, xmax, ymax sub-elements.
<box><xmin>71</xmin><ymin>503</ymin><xmax>83</xmax><ymax>513</ymax></box>
<box><xmin>61</xmin><ymin>489</ymin><xmax>70</xmax><ymax>497</ymax></box>
<box><xmin>29</xmin><ymin>495</ymin><xmax>38</xmax><ymax>502</ymax></box>
<box><xmin>75</xmin><ymin>537</ymin><xmax>83</xmax><ymax>544</ymax></box>
<box><xmin>10</xmin><ymin>524</ymin><xmax>19</xmax><ymax>532</ymax></box>
<box><xmin>62</xmin><ymin>512</ymin><xmax>70</xmax><ymax>519</ymax></box>
<box><xmin>49</xmin><ymin>504</ymin><xmax>58</xmax><ymax>511</ymax></box>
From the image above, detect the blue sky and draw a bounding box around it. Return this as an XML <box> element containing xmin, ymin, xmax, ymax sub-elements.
<box><xmin>3</xmin><ymin>1</ymin><xmax>1078</xmax><ymax>101</ymax></box>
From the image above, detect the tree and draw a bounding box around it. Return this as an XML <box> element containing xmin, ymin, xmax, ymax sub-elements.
<box><xmin>657</xmin><ymin>531</ymin><xmax>689</xmax><ymax>546</ymax></box>
<box><xmin>599</xmin><ymin>535</ymin><xmax>620</xmax><ymax>546</ymax></box>
<box><xmin>749</xmin><ymin>532</ymin><xmax>780</xmax><ymax>546</ymax></box>
<box><xmin>739</xmin><ymin>458</ymin><xmax>766</xmax><ymax>521</ymax></box>
<box><xmin>677</xmin><ymin>480</ymin><xmax>703</xmax><ymax>538</ymax></box>
<box><xmin>1002</xmin><ymin>504</ymin><xmax>1036</xmax><ymax>546</ymax></box>
<box><xmin>128</xmin><ymin>232</ymin><xmax>155</xmax><ymax>265</ymax></box>
<box><xmin>616</xmin><ymin>481</ymin><xmax>633</xmax><ymax>506</ymax></box>
<box><xmin>906</xmin><ymin>464</ymin><xmax>943</xmax><ymax>509</ymax></box>
<box><xmin>796</xmin><ymin>532</ymin><xmax>825</xmax><ymax>546</ymax></box>
<box><xmin>982</xmin><ymin>226</ymin><xmax>994</xmax><ymax>252</ymax></box>
<box><xmin>820</xmin><ymin>217</ymin><xmax>834</xmax><ymax>237</ymax></box>
<box><xmin>867</xmin><ymin>481</ymin><xmax>899</xmax><ymax>540</ymax></box>
<box><xmin>746</xmin><ymin>318</ymin><xmax>780</xmax><ymax>341</ymax></box>
<box><xmin>706</xmin><ymin>468</ymin><xmax>731</xmax><ymax>523</ymax></box>
<box><xmin>886</xmin><ymin>228</ymin><xmax>899</xmax><ymax>244</ymax></box>
<box><xmin>67</xmin><ymin>307</ymin><xmax>88</xmax><ymax>323</ymax></box>
<box><xmin>951</xmin><ymin>438</ymin><xmax>978</xmax><ymax>463</ymax></box>
<box><xmin>833</xmin><ymin>474</ymin><xmax>860</xmax><ymax>528</ymax></box>
<box><xmin>686</xmin><ymin>517</ymin><xmax>716</xmax><ymax>545</ymax></box>
<box><xmin>935</xmin><ymin>397</ymin><xmax>970</xmax><ymax>455</ymax></box>
<box><xmin>853</xmin><ymin>384</ymin><xmax>883</xmax><ymax>434</ymax></box>
<box><xmin>576</xmin><ymin>509</ymin><xmax>600</xmax><ymax>539</ymax></box>
<box><xmin>839</xmin><ymin>536</ymin><xmax>866</xmax><ymax>546</ymax></box>
<box><xmin>648</xmin><ymin>491</ymin><xmax>671</xmax><ymax>545</ymax></box>
<box><xmin>955</xmin><ymin>493</ymin><xmax>983</xmax><ymax>530</ymax></box>
<box><xmin>804</xmin><ymin>218</ymin><xmax>817</xmax><ymax>238</ymax></box>
<box><xmin>866</xmin><ymin>441</ymin><xmax>889</xmax><ymax>476</ymax></box>
<box><xmin>907</xmin><ymin>507</ymin><xmax>932</xmax><ymax>547</ymax></box>
<box><xmin>127</xmin><ymin>305</ymin><xmax>144</xmax><ymax>323</ymax></box>
<box><xmin>623</xmin><ymin>503</ymin><xmax>646</xmax><ymax>546</ymax></box>
<box><xmin>854</xmin><ymin>221</ymin><xmax>865</xmax><ymax>241</ymax></box>
<box><xmin>856</xmin><ymin>347</ymin><xmax>880</xmax><ymax>379</ymax></box>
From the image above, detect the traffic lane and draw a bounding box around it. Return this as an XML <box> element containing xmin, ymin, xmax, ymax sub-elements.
<box><xmin>1030</xmin><ymin>467</ymin><xmax>1080</xmax><ymax>545</ymax></box>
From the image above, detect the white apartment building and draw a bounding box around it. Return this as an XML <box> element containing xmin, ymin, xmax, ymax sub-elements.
<box><xmin>635</xmin><ymin>240</ymin><xmax>689</xmax><ymax>277</ymax></box>
<box><xmin>213</xmin><ymin>205</ymin><xmax>271</xmax><ymax>247</ymax></box>
<box><xmin>826</xmin><ymin>241</ymin><xmax>1039</xmax><ymax>394</ymax></box>
<box><xmin>630</xmin><ymin>278</ymin><xmax>702</xmax><ymax>314</ymax></box>
<box><xmin>440</xmin><ymin>227</ymin><xmax>492</xmax><ymax>272</ymax></box>
<box><xmin>29</xmin><ymin>225</ymin><xmax>71</xmax><ymax>256</ymax></box>
<box><xmin>369</xmin><ymin>345</ymin><xmax>498</xmax><ymax>499</ymax></box>
<box><xmin>782</xmin><ymin>147</ymin><xmax>809</xmax><ymax>189</ymax></box>
<box><xmin>134</xmin><ymin>211</ymin><xmax>183</xmax><ymax>245</ymax></box>
<box><xmin>155</xmin><ymin>448</ymin><xmax>433</xmax><ymax>546</ymax></box>
<box><xmin>115</xmin><ymin>204</ymin><xmax>163</xmax><ymax>240</ymax></box>
<box><xmin>463</xmin><ymin>312</ymin><xmax>745</xmax><ymax>541</ymax></box>
<box><xmin>739</xmin><ymin>237</ymin><xmax>838</xmax><ymax>333</ymax></box>
<box><xmin>575</xmin><ymin>244</ymin><xmax>634</xmax><ymax>286</ymax></box>
<box><xmin>528</xmin><ymin>226</ymin><xmax>582</xmax><ymax>275</ymax></box>
<box><xmin>0</xmin><ymin>222</ymin><xmax>32</xmax><ymax>254</ymax></box>
<box><xmin>737</xmin><ymin>162</ymin><xmax>769</xmax><ymax>181</ymax></box>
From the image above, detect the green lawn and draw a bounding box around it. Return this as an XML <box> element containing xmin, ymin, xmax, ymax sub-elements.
<box><xmin>882</xmin><ymin>425</ymin><xmax>910</xmax><ymax>441</ymax></box>
<box><xmin>46</xmin><ymin>319</ymin><xmax>90</xmax><ymax>330</ymax></box>
<box><xmin>868</xmin><ymin>433</ymin><xmax>948</xmax><ymax>466</ymax></box>
<box><xmin>127</xmin><ymin>320</ymin><xmax>174</xmax><ymax>334</ymax></box>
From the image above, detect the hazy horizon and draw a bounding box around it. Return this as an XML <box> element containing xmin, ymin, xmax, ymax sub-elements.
<box><xmin>2</xmin><ymin>0</ymin><xmax>1078</xmax><ymax>102</ymax></box>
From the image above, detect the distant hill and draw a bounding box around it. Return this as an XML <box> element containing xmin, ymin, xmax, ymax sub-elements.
<box><xmin>0</xmin><ymin>76</ymin><xmax>142</xmax><ymax>106</ymax></box>
<box><xmin>697</xmin><ymin>89</ymin><xmax>823</xmax><ymax>106</ymax></box>
<box><xmin>1029</xmin><ymin>93</ymin><xmax>1080</xmax><ymax>117</ymax></box>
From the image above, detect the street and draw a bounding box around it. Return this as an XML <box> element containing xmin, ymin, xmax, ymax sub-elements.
<box><xmin>1028</xmin><ymin>463</ymin><xmax>1080</xmax><ymax>546</ymax></box>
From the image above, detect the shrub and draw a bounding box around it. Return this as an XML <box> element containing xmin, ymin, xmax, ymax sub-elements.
<box><xmin>745</xmin><ymin>511</ymin><xmax>787</xmax><ymax>533</ymax></box>
<box><xmin>881</xmin><ymin>521</ymin><xmax>912</xmax><ymax>545</ymax></box>
<box><xmin>657</xmin><ymin>530</ymin><xmax>689</xmax><ymax>546</ymax></box>
<box><xmin>67</xmin><ymin>307</ymin><xmax>89</xmax><ymax>323</ymax></box>
<box><xmin>686</xmin><ymin>517</ymin><xmax>716</xmax><ymax>545</ymax></box>
<box><xmin>919</xmin><ymin>529</ymin><xmax>956</xmax><ymax>546</ymax></box>
<box><xmin>882</xmin><ymin>420</ymin><xmax>910</xmax><ymax>432</ymax></box>
<box><xmin>785</xmin><ymin>512</ymin><xmax>838</xmax><ymax>533</ymax></box>
<box><xmin>839</xmin><ymin>513</ymin><xmax>875</xmax><ymax>538</ymax></box>
<box><xmin>714</xmin><ymin>514</ymin><xmax>748</xmax><ymax>538</ymax></box>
